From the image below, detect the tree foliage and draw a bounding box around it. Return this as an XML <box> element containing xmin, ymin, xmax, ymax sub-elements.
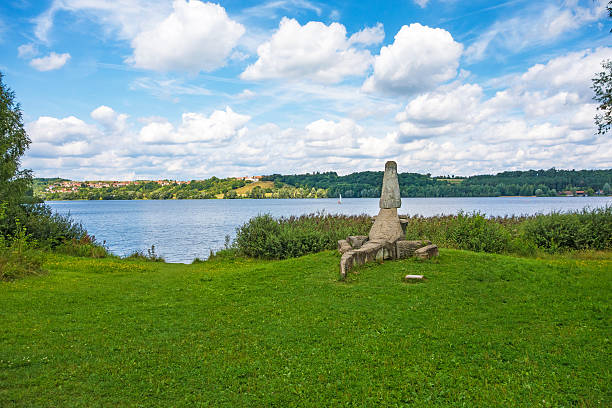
<box><xmin>0</xmin><ymin>73</ymin><xmax>32</xmax><ymax>204</ymax></box>
<box><xmin>592</xmin><ymin>59</ymin><xmax>612</xmax><ymax>135</ymax></box>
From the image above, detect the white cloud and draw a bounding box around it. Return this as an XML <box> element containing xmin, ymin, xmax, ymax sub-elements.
<box><xmin>363</xmin><ymin>23</ymin><xmax>463</xmax><ymax>95</ymax></box>
<box><xmin>33</xmin><ymin>1</ymin><xmax>243</xmax><ymax>73</ymax></box>
<box><xmin>348</xmin><ymin>23</ymin><xmax>385</xmax><ymax>46</ymax></box>
<box><xmin>128</xmin><ymin>1</ymin><xmax>244</xmax><ymax>72</ymax></box>
<box><xmin>91</xmin><ymin>105</ymin><xmax>129</xmax><ymax>132</ymax></box>
<box><xmin>27</xmin><ymin>116</ymin><xmax>99</xmax><ymax>144</ymax></box>
<box><xmin>304</xmin><ymin>118</ymin><xmax>362</xmax><ymax>149</ymax></box>
<box><xmin>396</xmin><ymin>83</ymin><xmax>483</xmax><ymax>125</ymax></box>
<box><xmin>414</xmin><ymin>0</ymin><xmax>430</xmax><ymax>8</ymax></box>
<box><xmin>17</xmin><ymin>43</ymin><xmax>38</xmax><ymax>59</ymax></box>
<box><xmin>519</xmin><ymin>47</ymin><xmax>612</xmax><ymax>97</ymax></box>
<box><xmin>29</xmin><ymin>52</ymin><xmax>70</xmax><ymax>71</ymax></box>
<box><xmin>139</xmin><ymin>107</ymin><xmax>250</xmax><ymax>144</ymax></box>
<box><xmin>465</xmin><ymin>1</ymin><xmax>608</xmax><ymax>62</ymax></box>
<box><xmin>241</xmin><ymin>18</ymin><xmax>374</xmax><ymax>83</ymax></box>
<box><xmin>34</xmin><ymin>0</ymin><xmax>171</xmax><ymax>44</ymax></box>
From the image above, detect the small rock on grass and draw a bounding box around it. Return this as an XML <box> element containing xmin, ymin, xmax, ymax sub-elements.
<box><xmin>404</xmin><ymin>274</ymin><xmax>425</xmax><ymax>282</ymax></box>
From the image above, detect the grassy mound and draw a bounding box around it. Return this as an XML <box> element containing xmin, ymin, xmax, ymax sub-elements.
<box><xmin>1</xmin><ymin>250</ymin><xmax>610</xmax><ymax>406</ymax></box>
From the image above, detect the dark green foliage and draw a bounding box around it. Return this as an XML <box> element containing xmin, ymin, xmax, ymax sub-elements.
<box><xmin>0</xmin><ymin>73</ymin><xmax>106</xmax><ymax>268</ymax></box>
<box><xmin>445</xmin><ymin>212</ymin><xmax>511</xmax><ymax>253</ymax></box>
<box><xmin>235</xmin><ymin>208</ymin><xmax>612</xmax><ymax>260</ymax></box>
<box><xmin>404</xmin><ymin>208</ymin><xmax>612</xmax><ymax>255</ymax></box>
<box><xmin>264</xmin><ymin>168</ymin><xmax>612</xmax><ymax>198</ymax></box>
<box><xmin>592</xmin><ymin>59</ymin><xmax>612</xmax><ymax>134</ymax></box>
<box><xmin>13</xmin><ymin>203</ymin><xmax>88</xmax><ymax>247</ymax></box>
<box><xmin>234</xmin><ymin>213</ymin><xmax>372</xmax><ymax>259</ymax></box>
<box><xmin>522</xmin><ymin>207</ymin><xmax>612</xmax><ymax>252</ymax></box>
<box><xmin>0</xmin><ymin>73</ymin><xmax>32</xmax><ymax>205</ymax></box>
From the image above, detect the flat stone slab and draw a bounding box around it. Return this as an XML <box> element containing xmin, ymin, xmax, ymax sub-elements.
<box><xmin>338</xmin><ymin>239</ymin><xmax>352</xmax><ymax>254</ymax></box>
<box><xmin>404</xmin><ymin>274</ymin><xmax>425</xmax><ymax>281</ymax></box>
<box><xmin>396</xmin><ymin>240</ymin><xmax>431</xmax><ymax>259</ymax></box>
<box><xmin>340</xmin><ymin>240</ymin><xmax>399</xmax><ymax>278</ymax></box>
<box><xmin>415</xmin><ymin>244</ymin><xmax>439</xmax><ymax>259</ymax></box>
<box><xmin>347</xmin><ymin>235</ymin><xmax>368</xmax><ymax>249</ymax></box>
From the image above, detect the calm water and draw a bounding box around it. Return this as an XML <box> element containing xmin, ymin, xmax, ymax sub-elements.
<box><xmin>47</xmin><ymin>197</ymin><xmax>612</xmax><ymax>263</ymax></box>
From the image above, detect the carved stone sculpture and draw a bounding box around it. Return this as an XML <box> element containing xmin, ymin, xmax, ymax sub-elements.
<box><xmin>338</xmin><ymin>161</ymin><xmax>438</xmax><ymax>279</ymax></box>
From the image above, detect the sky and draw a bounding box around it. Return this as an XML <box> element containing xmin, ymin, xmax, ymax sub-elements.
<box><xmin>0</xmin><ymin>0</ymin><xmax>610</xmax><ymax>180</ymax></box>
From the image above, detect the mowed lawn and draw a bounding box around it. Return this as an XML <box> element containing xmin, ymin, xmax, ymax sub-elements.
<box><xmin>1</xmin><ymin>250</ymin><xmax>610</xmax><ymax>407</ymax></box>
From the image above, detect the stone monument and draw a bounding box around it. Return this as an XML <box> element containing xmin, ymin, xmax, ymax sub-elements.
<box><xmin>338</xmin><ymin>161</ymin><xmax>438</xmax><ymax>279</ymax></box>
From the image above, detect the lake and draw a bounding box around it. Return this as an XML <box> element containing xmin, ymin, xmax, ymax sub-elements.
<box><xmin>47</xmin><ymin>197</ymin><xmax>612</xmax><ymax>263</ymax></box>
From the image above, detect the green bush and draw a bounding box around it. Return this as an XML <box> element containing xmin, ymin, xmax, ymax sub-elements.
<box><xmin>54</xmin><ymin>235</ymin><xmax>110</xmax><ymax>258</ymax></box>
<box><xmin>234</xmin><ymin>213</ymin><xmax>372</xmax><ymax>259</ymax></box>
<box><xmin>125</xmin><ymin>245</ymin><xmax>165</xmax><ymax>262</ymax></box>
<box><xmin>522</xmin><ymin>207</ymin><xmax>612</xmax><ymax>252</ymax></box>
<box><xmin>446</xmin><ymin>212</ymin><xmax>511</xmax><ymax>253</ymax></box>
<box><xmin>404</xmin><ymin>207</ymin><xmax>612</xmax><ymax>255</ymax></box>
<box><xmin>234</xmin><ymin>208</ymin><xmax>612</xmax><ymax>260</ymax></box>
<box><xmin>0</xmin><ymin>226</ymin><xmax>44</xmax><ymax>281</ymax></box>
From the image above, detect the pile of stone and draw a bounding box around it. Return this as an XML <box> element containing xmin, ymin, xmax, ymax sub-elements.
<box><xmin>338</xmin><ymin>161</ymin><xmax>438</xmax><ymax>279</ymax></box>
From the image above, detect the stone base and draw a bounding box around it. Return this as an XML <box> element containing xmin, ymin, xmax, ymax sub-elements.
<box><xmin>415</xmin><ymin>244</ymin><xmax>439</xmax><ymax>259</ymax></box>
<box><xmin>369</xmin><ymin>208</ymin><xmax>403</xmax><ymax>243</ymax></box>
<box><xmin>338</xmin><ymin>239</ymin><xmax>352</xmax><ymax>254</ymax></box>
<box><xmin>339</xmin><ymin>238</ymin><xmax>438</xmax><ymax>279</ymax></box>
<box><xmin>347</xmin><ymin>235</ymin><xmax>368</xmax><ymax>249</ymax></box>
<box><xmin>396</xmin><ymin>240</ymin><xmax>431</xmax><ymax>259</ymax></box>
<box><xmin>339</xmin><ymin>240</ymin><xmax>398</xmax><ymax>279</ymax></box>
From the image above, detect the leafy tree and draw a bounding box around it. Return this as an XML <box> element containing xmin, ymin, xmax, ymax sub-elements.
<box><xmin>0</xmin><ymin>73</ymin><xmax>32</xmax><ymax>205</ymax></box>
<box><xmin>604</xmin><ymin>182</ymin><xmax>611</xmax><ymax>195</ymax></box>
<box><xmin>592</xmin><ymin>59</ymin><xmax>612</xmax><ymax>134</ymax></box>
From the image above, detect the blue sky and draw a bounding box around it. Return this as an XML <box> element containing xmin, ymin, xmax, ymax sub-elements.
<box><xmin>0</xmin><ymin>0</ymin><xmax>610</xmax><ymax>180</ymax></box>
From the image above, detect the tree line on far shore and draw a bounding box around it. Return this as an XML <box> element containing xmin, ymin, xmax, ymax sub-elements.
<box><xmin>35</xmin><ymin>168</ymin><xmax>612</xmax><ymax>200</ymax></box>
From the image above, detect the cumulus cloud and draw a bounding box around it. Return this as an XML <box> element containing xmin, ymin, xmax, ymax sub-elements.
<box><xmin>27</xmin><ymin>116</ymin><xmax>99</xmax><ymax>144</ymax></box>
<box><xmin>363</xmin><ymin>23</ymin><xmax>463</xmax><ymax>95</ymax></box>
<box><xmin>382</xmin><ymin>45</ymin><xmax>611</xmax><ymax>175</ymax></box>
<box><xmin>519</xmin><ymin>47</ymin><xmax>612</xmax><ymax>97</ymax></box>
<box><xmin>128</xmin><ymin>1</ymin><xmax>244</xmax><ymax>72</ymax></box>
<box><xmin>29</xmin><ymin>52</ymin><xmax>70</xmax><ymax>71</ymax></box>
<box><xmin>33</xmin><ymin>0</ymin><xmax>243</xmax><ymax>73</ymax></box>
<box><xmin>139</xmin><ymin>107</ymin><xmax>250</xmax><ymax>144</ymax></box>
<box><xmin>396</xmin><ymin>83</ymin><xmax>483</xmax><ymax>125</ymax></box>
<box><xmin>26</xmin><ymin>115</ymin><xmax>102</xmax><ymax>158</ymax></box>
<box><xmin>465</xmin><ymin>1</ymin><xmax>608</xmax><ymax>62</ymax></box>
<box><xmin>91</xmin><ymin>105</ymin><xmax>129</xmax><ymax>132</ymax></box>
<box><xmin>304</xmin><ymin>118</ymin><xmax>362</xmax><ymax>150</ymax></box>
<box><xmin>241</xmin><ymin>18</ymin><xmax>375</xmax><ymax>83</ymax></box>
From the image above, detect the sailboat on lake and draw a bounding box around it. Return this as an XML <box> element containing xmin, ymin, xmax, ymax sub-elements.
<box><xmin>338</xmin><ymin>193</ymin><xmax>342</xmax><ymax>204</ymax></box>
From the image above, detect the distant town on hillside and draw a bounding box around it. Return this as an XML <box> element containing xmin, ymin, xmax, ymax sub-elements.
<box><xmin>33</xmin><ymin>168</ymin><xmax>612</xmax><ymax>201</ymax></box>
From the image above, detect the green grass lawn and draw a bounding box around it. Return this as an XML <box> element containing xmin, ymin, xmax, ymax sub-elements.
<box><xmin>1</xmin><ymin>250</ymin><xmax>610</xmax><ymax>407</ymax></box>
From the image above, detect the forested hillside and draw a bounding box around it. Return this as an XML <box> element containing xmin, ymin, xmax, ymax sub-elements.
<box><xmin>263</xmin><ymin>168</ymin><xmax>612</xmax><ymax>198</ymax></box>
<box><xmin>36</xmin><ymin>168</ymin><xmax>612</xmax><ymax>200</ymax></box>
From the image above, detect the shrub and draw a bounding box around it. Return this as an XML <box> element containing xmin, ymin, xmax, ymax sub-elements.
<box><xmin>234</xmin><ymin>213</ymin><xmax>372</xmax><ymax>259</ymax></box>
<box><xmin>522</xmin><ymin>207</ymin><xmax>612</xmax><ymax>252</ymax></box>
<box><xmin>0</xmin><ymin>226</ymin><xmax>44</xmax><ymax>281</ymax></box>
<box><xmin>54</xmin><ymin>235</ymin><xmax>110</xmax><ymax>258</ymax></box>
<box><xmin>233</xmin><ymin>208</ymin><xmax>612</xmax><ymax>260</ymax></box>
<box><xmin>446</xmin><ymin>212</ymin><xmax>511</xmax><ymax>253</ymax></box>
<box><xmin>125</xmin><ymin>245</ymin><xmax>165</xmax><ymax>262</ymax></box>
